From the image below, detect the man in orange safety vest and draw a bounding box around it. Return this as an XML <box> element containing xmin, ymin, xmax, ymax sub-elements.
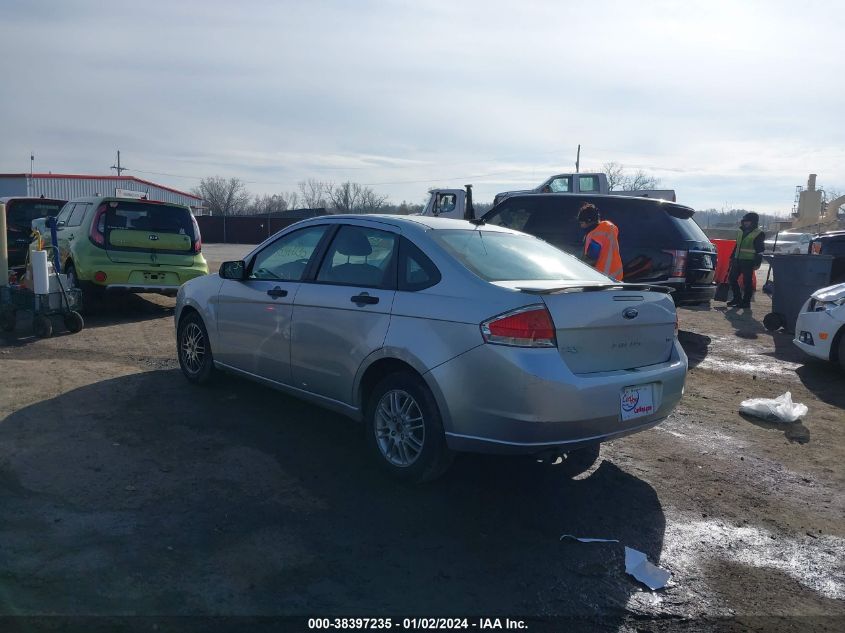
<box><xmin>578</xmin><ymin>203</ymin><xmax>624</xmax><ymax>281</ymax></box>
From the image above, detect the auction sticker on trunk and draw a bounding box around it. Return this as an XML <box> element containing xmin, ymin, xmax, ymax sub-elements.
<box><xmin>621</xmin><ymin>384</ymin><xmax>655</xmax><ymax>421</ymax></box>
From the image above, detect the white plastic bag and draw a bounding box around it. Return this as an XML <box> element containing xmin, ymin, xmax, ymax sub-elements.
<box><xmin>739</xmin><ymin>391</ymin><xmax>808</xmax><ymax>423</ymax></box>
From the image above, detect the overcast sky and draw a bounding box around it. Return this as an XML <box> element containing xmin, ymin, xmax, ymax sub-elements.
<box><xmin>1</xmin><ymin>0</ymin><xmax>843</xmax><ymax>213</ymax></box>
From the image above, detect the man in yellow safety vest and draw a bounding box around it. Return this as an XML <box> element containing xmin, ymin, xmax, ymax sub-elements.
<box><xmin>728</xmin><ymin>212</ymin><xmax>765</xmax><ymax>308</ymax></box>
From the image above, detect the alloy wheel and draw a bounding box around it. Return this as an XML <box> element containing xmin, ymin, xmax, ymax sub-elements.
<box><xmin>180</xmin><ymin>322</ymin><xmax>206</xmax><ymax>375</ymax></box>
<box><xmin>375</xmin><ymin>389</ymin><xmax>425</xmax><ymax>467</ymax></box>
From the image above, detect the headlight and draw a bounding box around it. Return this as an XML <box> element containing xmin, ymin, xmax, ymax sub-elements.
<box><xmin>813</xmin><ymin>298</ymin><xmax>845</xmax><ymax>311</ymax></box>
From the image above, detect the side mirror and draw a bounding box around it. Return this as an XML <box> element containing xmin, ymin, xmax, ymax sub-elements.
<box><xmin>56</xmin><ymin>220</ymin><xmax>66</xmax><ymax>228</ymax></box>
<box><xmin>219</xmin><ymin>260</ymin><xmax>247</xmax><ymax>280</ymax></box>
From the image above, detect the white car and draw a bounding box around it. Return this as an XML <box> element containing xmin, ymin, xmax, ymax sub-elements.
<box><xmin>794</xmin><ymin>283</ymin><xmax>845</xmax><ymax>369</ymax></box>
<box><xmin>765</xmin><ymin>232</ymin><xmax>812</xmax><ymax>254</ymax></box>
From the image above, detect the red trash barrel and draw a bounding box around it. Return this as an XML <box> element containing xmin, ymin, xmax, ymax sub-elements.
<box><xmin>711</xmin><ymin>239</ymin><xmax>756</xmax><ymax>290</ymax></box>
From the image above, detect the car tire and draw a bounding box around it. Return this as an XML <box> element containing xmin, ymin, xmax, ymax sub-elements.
<box><xmin>177</xmin><ymin>311</ymin><xmax>215</xmax><ymax>384</ymax></box>
<box><xmin>33</xmin><ymin>315</ymin><xmax>53</xmax><ymax>338</ymax></box>
<box><xmin>0</xmin><ymin>309</ymin><xmax>16</xmax><ymax>332</ymax></box>
<box><xmin>763</xmin><ymin>312</ymin><xmax>785</xmax><ymax>331</ymax></box>
<box><xmin>63</xmin><ymin>310</ymin><xmax>84</xmax><ymax>333</ymax></box>
<box><xmin>838</xmin><ymin>330</ymin><xmax>845</xmax><ymax>373</ymax></box>
<box><xmin>365</xmin><ymin>371</ymin><xmax>453</xmax><ymax>483</ymax></box>
<box><xmin>65</xmin><ymin>263</ymin><xmax>103</xmax><ymax>313</ymax></box>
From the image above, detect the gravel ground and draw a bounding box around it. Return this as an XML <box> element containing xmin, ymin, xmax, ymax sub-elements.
<box><xmin>0</xmin><ymin>248</ymin><xmax>842</xmax><ymax>632</ymax></box>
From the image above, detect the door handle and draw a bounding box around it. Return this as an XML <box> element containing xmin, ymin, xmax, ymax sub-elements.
<box><xmin>351</xmin><ymin>293</ymin><xmax>379</xmax><ymax>305</ymax></box>
<box><xmin>267</xmin><ymin>286</ymin><xmax>288</xmax><ymax>299</ymax></box>
<box><xmin>67</xmin><ymin>234</ymin><xmax>75</xmax><ymax>241</ymax></box>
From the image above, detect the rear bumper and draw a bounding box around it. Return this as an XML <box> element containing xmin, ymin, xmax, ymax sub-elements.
<box><xmin>106</xmin><ymin>284</ymin><xmax>181</xmax><ymax>296</ymax></box>
<box><xmin>73</xmin><ymin>253</ymin><xmax>209</xmax><ymax>290</ymax></box>
<box><xmin>672</xmin><ymin>283</ymin><xmax>716</xmax><ymax>305</ymax></box>
<box><xmin>426</xmin><ymin>340</ymin><xmax>687</xmax><ymax>456</ymax></box>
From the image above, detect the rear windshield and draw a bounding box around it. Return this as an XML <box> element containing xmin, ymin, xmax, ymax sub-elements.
<box><xmin>5</xmin><ymin>199</ymin><xmax>65</xmax><ymax>228</ymax></box>
<box><xmin>104</xmin><ymin>201</ymin><xmax>195</xmax><ymax>237</ymax></box>
<box><xmin>433</xmin><ymin>230</ymin><xmax>609</xmax><ymax>282</ymax></box>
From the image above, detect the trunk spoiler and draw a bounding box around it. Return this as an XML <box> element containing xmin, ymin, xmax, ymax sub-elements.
<box><xmin>517</xmin><ymin>283</ymin><xmax>674</xmax><ymax>295</ymax></box>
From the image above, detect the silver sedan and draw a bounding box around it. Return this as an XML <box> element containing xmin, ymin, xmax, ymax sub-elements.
<box><xmin>175</xmin><ymin>215</ymin><xmax>687</xmax><ymax>482</ymax></box>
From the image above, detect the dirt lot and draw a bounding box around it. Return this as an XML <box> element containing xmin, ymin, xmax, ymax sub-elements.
<box><xmin>1</xmin><ymin>248</ymin><xmax>843</xmax><ymax>631</ymax></box>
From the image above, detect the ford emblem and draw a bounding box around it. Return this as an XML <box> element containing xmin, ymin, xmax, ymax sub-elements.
<box><xmin>623</xmin><ymin>308</ymin><xmax>639</xmax><ymax>320</ymax></box>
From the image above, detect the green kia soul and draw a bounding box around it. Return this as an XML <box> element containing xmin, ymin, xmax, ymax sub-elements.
<box><xmin>54</xmin><ymin>196</ymin><xmax>208</xmax><ymax>303</ymax></box>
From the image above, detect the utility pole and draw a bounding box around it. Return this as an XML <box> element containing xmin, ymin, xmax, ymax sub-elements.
<box><xmin>575</xmin><ymin>145</ymin><xmax>581</xmax><ymax>173</ymax></box>
<box><xmin>30</xmin><ymin>151</ymin><xmax>34</xmax><ymax>177</ymax></box>
<box><xmin>110</xmin><ymin>150</ymin><xmax>127</xmax><ymax>176</ymax></box>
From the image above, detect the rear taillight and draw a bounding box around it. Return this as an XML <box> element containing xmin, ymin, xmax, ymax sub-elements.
<box><xmin>663</xmin><ymin>249</ymin><xmax>688</xmax><ymax>278</ymax></box>
<box><xmin>191</xmin><ymin>214</ymin><xmax>202</xmax><ymax>253</ymax></box>
<box><xmin>481</xmin><ymin>305</ymin><xmax>556</xmax><ymax>348</ymax></box>
<box><xmin>89</xmin><ymin>204</ymin><xmax>107</xmax><ymax>246</ymax></box>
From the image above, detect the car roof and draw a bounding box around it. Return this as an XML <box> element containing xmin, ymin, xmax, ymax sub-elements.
<box><xmin>485</xmin><ymin>192</ymin><xmax>695</xmax><ymax>215</ymax></box>
<box><xmin>813</xmin><ymin>230</ymin><xmax>845</xmax><ymax>240</ymax></box>
<box><xmin>64</xmin><ymin>196</ymin><xmax>191</xmax><ymax>208</ymax></box>
<box><xmin>0</xmin><ymin>196</ymin><xmax>66</xmax><ymax>203</ymax></box>
<box><xmin>312</xmin><ymin>214</ymin><xmax>520</xmax><ymax>234</ymax></box>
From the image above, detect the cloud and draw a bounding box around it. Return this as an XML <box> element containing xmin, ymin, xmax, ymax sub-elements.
<box><xmin>0</xmin><ymin>0</ymin><xmax>842</xmax><ymax>213</ymax></box>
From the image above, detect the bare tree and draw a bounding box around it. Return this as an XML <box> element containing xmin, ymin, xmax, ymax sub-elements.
<box><xmin>248</xmin><ymin>191</ymin><xmax>303</xmax><ymax>215</ymax></box>
<box><xmin>358</xmin><ymin>187</ymin><xmax>388</xmax><ymax>213</ymax></box>
<box><xmin>193</xmin><ymin>177</ymin><xmax>251</xmax><ymax>216</ymax></box>
<box><xmin>298</xmin><ymin>178</ymin><xmax>329</xmax><ymax>209</ymax></box>
<box><xmin>327</xmin><ymin>181</ymin><xmax>362</xmax><ymax>214</ymax></box>
<box><xmin>250</xmin><ymin>194</ymin><xmax>289</xmax><ymax>215</ymax></box>
<box><xmin>624</xmin><ymin>169</ymin><xmax>661</xmax><ymax>191</ymax></box>
<box><xmin>325</xmin><ymin>181</ymin><xmax>389</xmax><ymax>214</ymax></box>
<box><xmin>280</xmin><ymin>191</ymin><xmax>300</xmax><ymax>210</ymax></box>
<box><xmin>600</xmin><ymin>162</ymin><xmax>660</xmax><ymax>191</ymax></box>
<box><xmin>602</xmin><ymin>161</ymin><xmax>626</xmax><ymax>191</ymax></box>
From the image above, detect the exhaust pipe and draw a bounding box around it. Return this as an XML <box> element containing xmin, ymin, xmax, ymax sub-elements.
<box><xmin>463</xmin><ymin>184</ymin><xmax>475</xmax><ymax>220</ymax></box>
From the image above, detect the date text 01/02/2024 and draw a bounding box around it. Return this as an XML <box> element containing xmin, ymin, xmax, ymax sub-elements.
<box><xmin>307</xmin><ymin>618</ymin><xmax>528</xmax><ymax>630</ymax></box>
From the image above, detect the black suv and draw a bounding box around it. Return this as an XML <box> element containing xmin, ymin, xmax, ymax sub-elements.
<box><xmin>810</xmin><ymin>230</ymin><xmax>845</xmax><ymax>284</ymax></box>
<box><xmin>2</xmin><ymin>196</ymin><xmax>67</xmax><ymax>268</ymax></box>
<box><xmin>483</xmin><ymin>193</ymin><xmax>716</xmax><ymax>305</ymax></box>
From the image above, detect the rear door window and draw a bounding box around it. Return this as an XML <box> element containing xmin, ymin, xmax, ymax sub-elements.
<box><xmin>66</xmin><ymin>202</ymin><xmax>90</xmax><ymax>227</ymax></box>
<box><xmin>316</xmin><ymin>225</ymin><xmax>398</xmax><ymax>288</ymax></box>
<box><xmin>578</xmin><ymin>176</ymin><xmax>601</xmax><ymax>192</ymax></box>
<box><xmin>398</xmin><ymin>238</ymin><xmax>441</xmax><ymax>291</ymax></box>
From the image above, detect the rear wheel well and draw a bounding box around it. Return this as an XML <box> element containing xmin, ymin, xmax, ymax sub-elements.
<box><xmin>359</xmin><ymin>358</ymin><xmax>421</xmax><ymax>412</ymax></box>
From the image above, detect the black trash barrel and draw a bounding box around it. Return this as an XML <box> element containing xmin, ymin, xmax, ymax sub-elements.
<box><xmin>764</xmin><ymin>254</ymin><xmax>834</xmax><ymax>333</ymax></box>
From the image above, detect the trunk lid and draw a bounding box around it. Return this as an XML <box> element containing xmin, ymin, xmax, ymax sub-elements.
<box><xmin>519</xmin><ymin>284</ymin><xmax>676</xmax><ymax>373</ymax></box>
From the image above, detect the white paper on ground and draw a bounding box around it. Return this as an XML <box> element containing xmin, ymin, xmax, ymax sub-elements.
<box><xmin>624</xmin><ymin>546</ymin><xmax>672</xmax><ymax>590</ymax></box>
<box><xmin>559</xmin><ymin>535</ymin><xmax>671</xmax><ymax>590</ymax></box>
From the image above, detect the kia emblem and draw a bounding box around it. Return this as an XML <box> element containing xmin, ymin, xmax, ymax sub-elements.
<box><xmin>623</xmin><ymin>308</ymin><xmax>639</xmax><ymax>319</ymax></box>
<box><xmin>149</xmin><ymin>234</ymin><xmax>159</xmax><ymax>241</ymax></box>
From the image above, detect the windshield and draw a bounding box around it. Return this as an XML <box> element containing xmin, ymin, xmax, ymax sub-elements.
<box><xmin>433</xmin><ymin>229</ymin><xmax>610</xmax><ymax>282</ymax></box>
<box><xmin>5</xmin><ymin>199</ymin><xmax>65</xmax><ymax>228</ymax></box>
